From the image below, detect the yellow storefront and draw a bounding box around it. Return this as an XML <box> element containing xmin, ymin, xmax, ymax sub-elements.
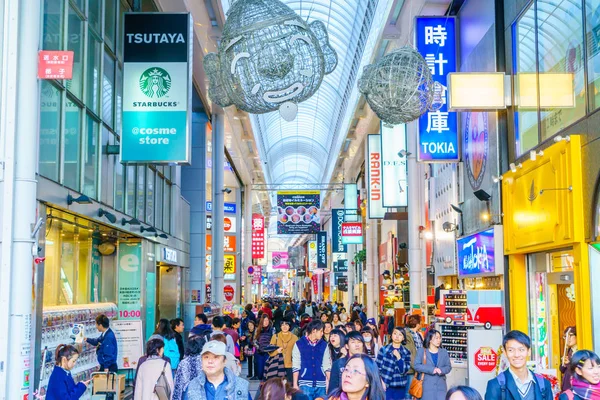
<box><xmin>502</xmin><ymin>135</ymin><xmax>592</xmax><ymax>374</ymax></box>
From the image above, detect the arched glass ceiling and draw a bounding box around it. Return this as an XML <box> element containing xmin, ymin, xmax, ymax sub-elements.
<box><xmin>249</xmin><ymin>0</ymin><xmax>379</xmax><ymax>184</ymax></box>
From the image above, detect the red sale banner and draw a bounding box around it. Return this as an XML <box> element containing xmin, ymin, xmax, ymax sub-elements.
<box><xmin>252</xmin><ymin>214</ymin><xmax>265</xmax><ymax>259</ymax></box>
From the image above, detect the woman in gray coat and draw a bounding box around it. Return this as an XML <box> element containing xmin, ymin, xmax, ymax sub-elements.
<box><xmin>413</xmin><ymin>329</ymin><xmax>452</xmax><ymax>400</ymax></box>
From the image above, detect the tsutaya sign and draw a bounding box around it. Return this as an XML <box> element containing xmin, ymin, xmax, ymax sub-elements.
<box><xmin>121</xmin><ymin>13</ymin><xmax>193</xmax><ymax>163</ymax></box>
<box><xmin>415</xmin><ymin>17</ymin><xmax>459</xmax><ymax>162</ymax></box>
<box><xmin>456</xmin><ymin>225</ymin><xmax>504</xmax><ymax>277</ymax></box>
<box><xmin>367</xmin><ymin>135</ymin><xmax>386</xmax><ymax>219</ymax></box>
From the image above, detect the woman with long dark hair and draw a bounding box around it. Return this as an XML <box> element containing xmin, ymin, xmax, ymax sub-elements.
<box><xmin>327</xmin><ymin>354</ymin><xmax>385</xmax><ymax>400</ymax></box>
<box><xmin>328</xmin><ymin>329</ymin><xmax>347</xmax><ymax>362</ymax></box>
<box><xmin>153</xmin><ymin>318</ymin><xmax>181</xmax><ymax>370</ymax></box>
<box><xmin>172</xmin><ymin>335</ymin><xmax>206</xmax><ymax>400</ymax></box>
<box><xmin>376</xmin><ymin>327</ymin><xmax>411</xmax><ymax>400</ymax></box>
<box><xmin>241</xmin><ymin>319</ymin><xmax>257</xmax><ymax>379</ymax></box>
<box><xmin>446</xmin><ymin>386</ymin><xmax>483</xmax><ymax>400</ymax></box>
<box><xmin>255</xmin><ymin>314</ymin><xmax>275</xmax><ymax>381</ymax></box>
<box><xmin>559</xmin><ymin>350</ymin><xmax>600</xmax><ymax>400</ymax></box>
<box><xmin>413</xmin><ymin>329</ymin><xmax>452</xmax><ymax>400</ymax></box>
<box><xmin>258</xmin><ymin>377</ymin><xmax>308</xmax><ymax>400</ymax></box>
<box><xmin>361</xmin><ymin>327</ymin><xmax>379</xmax><ymax>358</ymax></box>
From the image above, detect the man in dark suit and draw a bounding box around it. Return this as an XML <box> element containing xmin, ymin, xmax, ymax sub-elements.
<box><xmin>485</xmin><ymin>330</ymin><xmax>553</xmax><ymax>400</ymax></box>
<box><xmin>85</xmin><ymin>314</ymin><xmax>118</xmax><ymax>372</ymax></box>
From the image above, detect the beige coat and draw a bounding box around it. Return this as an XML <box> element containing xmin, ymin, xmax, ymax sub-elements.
<box><xmin>134</xmin><ymin>357</ymin><xmax>174</xmax><ymax>400</ymax></box>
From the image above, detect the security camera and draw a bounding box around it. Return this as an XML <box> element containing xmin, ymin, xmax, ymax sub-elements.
<box><xmin>442</xmin><ymin>221</ymin><xmax>457</xmax><ymax>233</ymax></box>
<box><xmin>222</xmin><ymin>187</ymin><xmax>232</xmax><ymax>194</ymax></box>
<box><xmin>397</xmin><ymin>150</ymin><xmax>412</xmax><ymax>158</ymax></box>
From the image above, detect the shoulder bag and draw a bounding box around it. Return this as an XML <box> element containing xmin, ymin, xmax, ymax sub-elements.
<box><xmin>408</xmin><ymin>350</ymin><xmax>427</xmax><ymax>399</ymax></box>
<box><xmin>154</xmin><ymin>360</ymin><xmax>172</xmax><ymax>400</ymax></box>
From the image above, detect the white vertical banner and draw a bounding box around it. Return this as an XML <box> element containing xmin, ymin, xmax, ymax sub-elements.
<box><xmin>381</xmin><ymin>123</ymin><xmax>408</xmax><ymax>207</ymax></box>
<box><xmin>308</xmin><ymin>241</ymin><xmax>318</xmax><ymax>271</ymax></box>
<box><xmin>367</xmin><ymin>134</ymin><xmax>386</xmax><ymax>218</ymax></box>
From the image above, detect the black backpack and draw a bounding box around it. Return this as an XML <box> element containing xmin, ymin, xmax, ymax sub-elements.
<box><xmin>496</xmin><ymin>371</ymin><xmax>548</xmax><ymax>400</ymax></box>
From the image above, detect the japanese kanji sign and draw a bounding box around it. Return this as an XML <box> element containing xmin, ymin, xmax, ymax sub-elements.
<box><xmin>206</xmin><ymin>234</ymin><xmax>236</xmax><ymax>253</ymax></box>
<box><xmin>341</xmin><ymin>222</ymin><xmax>364</xmax><ymax>245</ymax></box>
<box><xmin>38</xmin><ymin>51</ymin><xmax>74</xmax><ymax>80</ymax></box>
<box><xmin>251</xmin><ymin>214</ymin><xmax>265</xmax><ymax>259</ymax></box>
<box><xmin>416</xmin><ymin>17</ymin><xmax>459</xmax><ymax>162</ymax></box>
<box><xmin>224</xmin><ymin>254</ymin><xmax>236</xmax><ymax>274</ymax></box>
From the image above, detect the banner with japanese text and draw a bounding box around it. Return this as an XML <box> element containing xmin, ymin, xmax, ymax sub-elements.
<box><xmin>416</xmin><ymin>17</ymin><xmax>459</xmax><ymax>162</ymax></box>
<box><xmin>117</xmin><ymin>242</ymin><xmax>142</xmax><ymax>319</ymax></box>
<box><xmin>277</xmin><ymin>191</ymin><xmax>321</xmax><ymax>234</ymax></box>
<box><xmin>317</xmin><ymin>231</ymin><xmax>327</xmax><ymax>270</ymax></box>
<box><xmin>252</xmin><ymin>214</ymin><xmax>265</xmax><ymax>259</ymax></box>
<box><xmin>272</xmin><ymin>251</ymin><xmax>289</xmax><ymax>269</ymax></box>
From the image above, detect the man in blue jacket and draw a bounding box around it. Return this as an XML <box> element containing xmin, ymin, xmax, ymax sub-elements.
<box><xmin>85</xmin><ymin>314</ymin><xmax>118</xmax><ymax>372</ymax></box>
<box><xmin>485</xmin><ymin>330</ymin><xmax>553</xmax><ymax>400</ymax></box>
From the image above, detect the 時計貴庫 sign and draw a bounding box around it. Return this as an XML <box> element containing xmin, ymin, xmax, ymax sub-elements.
<box><xmin>415</xmin><ymin>17</ymin><xmax>459</xmax><ymax>162</ymax></box>
<box><xmin>121</xmin><ymin>13</ymin><xmax>192</xmax><ymax>164</ymax></box>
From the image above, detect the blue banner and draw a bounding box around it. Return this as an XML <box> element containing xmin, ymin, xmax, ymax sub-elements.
<box><xmin>317</xmin><ymin>231</ymin><xmax>327</xmax><ymax>270</ymax></box>
<box><xmin>457</xmin><ymin>228</ymin><xmax>496</xmax><ymax>277</ymax></box>
<box><xmin>332</xmin><ymin>209</ymin><xmax>347</xmax><ymax>253</ymax></box>
<box><xmin>206</xmin><ymin>201</ymin><xmax>237</xmax><ymax>214</ymax></box>
<box><xmin>416</xmin><ymin>17</ymin><xmax>459</xmax><ymax>162</ymax></box>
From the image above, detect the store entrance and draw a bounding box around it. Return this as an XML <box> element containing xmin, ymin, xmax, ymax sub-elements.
<box><xmin>156</xmin><ymin>264</ymin><xmax>182</xmax><ymax>322</ymax></box>
<box><xmin>527</xmin><ymin>250</ymin><xmax>576</xmax><ymax>375</ymax></box>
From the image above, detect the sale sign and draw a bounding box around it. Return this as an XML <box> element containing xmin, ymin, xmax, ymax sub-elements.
<box><xmin>252</xmin><ymin>214</ymin><xmax>265</xmax><ymax>259</ymax></box>
<box><xmin>38</xmin><ymin>51</ymin><xmax>74</xmax><ymax>80</ymax></box>
<box><xmin>224</xmin><ymin>285</ymin><xmax>235</xmax><ymax>302</ymax></box>
<box><xmin>474</xmin><ymin>347</ymin><xmax>497</xmax><ymax>372</ymax></box>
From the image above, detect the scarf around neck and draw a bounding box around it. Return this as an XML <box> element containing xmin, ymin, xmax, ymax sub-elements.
<box><xmin>571</xmin><ymin>377</ymin><xmax>600</xmax><ymax>399</ymax></box>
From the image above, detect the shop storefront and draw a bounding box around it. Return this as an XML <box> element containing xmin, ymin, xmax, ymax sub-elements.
<box><xmin>502</xmin><ymin>136</ymin><xmax>591</xmax><ymax>377</ymax></box>
<box><xmin>156</xmin><ymin>246</ymin><xmax>185</xmax><ymax>324</ymax></box>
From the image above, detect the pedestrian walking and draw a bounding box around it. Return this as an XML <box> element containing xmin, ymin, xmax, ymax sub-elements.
<box><xmin>84</xmin><ymin>314</ymin><xmax>118</xmax><ymax>373</ymax></box>
<box><xmin>376</xmin><ymin>327</ymin><xmax>411</xmax><ymax>400</ymax></box>
<box><xmin>172</xmin><ymin>318</ymin><xmax>186</xmax><ymax>361</ymax></box>
<box><xmin>152</xmin><ymin>318</ymin><xmax>181</xmax><ymax>370</ymax></box>
<box><xmin>134</xmin><ymin>338</ymin><xmax>174</xmax><ymax>400</ymax></box>
<box><xmin>560</xmin><ymin>326</ymin><xmax>578</xmax><ymax>392</ymax></box>
<box><xmin>404</xmin><ymin>314</ymin><xmax>423</xmax><ymax>399</ymax></box>
<box><xmin>484</xmin><ymin>330</ymin><xmax>553</xmax><ymax>400</ymax></box>
<box><xmin>270</xmin><ymin>319</ymin><xmax>298</xmax><ymax>383</ymax></box>
<box><xmin>241</xmin><ymin>320</ymin><xmax>257</xmax><ymax>379</ymax></box>
<box><xmin>211</xmin><ymin>316</ymin><xmax>236</xmax><ymax>355</ymax></box>
<box><xmin>292</xmin><ymin>320</ymin><xmax>331</xmax><ymax>400</ymax></box>
<box><xmin>413</xmin><ymin>329</ymin><xmax>452</xmax><ymax>400</ymax></box>
<box><xmin>255</xmin><ymin>314</ymin><xmax>275</xmax><ymax>380</ymax></box>
<box><xmin>559</xmin><ymin>349</ymin><xmax>600</xmax><ymax>400</ymax></box>
<box><xmin>172</xmin><ymin>335</ymin><xmax>207</xmax><ymax>400</ymax></box>
<box><xmin>45</xmin><ymin>345</ymin><xmax>89</xmax><ymax>400</ymax></box>
<box><xmin>328</xmin><ymin>331</ymin><xmax>365</xmax><ymax>396</ymax></box>
<box><xmin>328</xmin><ymin>328</ymin><xmax>347</xmax><ymax>362</ymax></box>
<box><xmin>361</xmin><ymin>327</ymin><xmax>379</xmax><ymax>358</ymax></box>
<box><xmin>327</xmin><ymin>354</ymin><xmax>385</xmax><ymax>400</ymax></box>
<box><xmin>257</xmin><ymin>377</ymin><xmax>309</xmax><ymax>400</ymax></box>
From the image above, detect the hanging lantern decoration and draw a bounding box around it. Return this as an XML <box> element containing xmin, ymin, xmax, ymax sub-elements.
<box><xmin>203</xmin><ymin>0</ymin><xmax>338</xmax><ymax>122</ymax></box>
<box><xmin>358</xmin><ymin>46</ymin><xmax>443</xmax><ymax>125</ymax></box>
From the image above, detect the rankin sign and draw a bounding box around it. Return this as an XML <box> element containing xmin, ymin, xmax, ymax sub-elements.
<box><xmin>367</xmin><ymin>135</ymin><xmax>386</xmax><ymax>218</ymax></box>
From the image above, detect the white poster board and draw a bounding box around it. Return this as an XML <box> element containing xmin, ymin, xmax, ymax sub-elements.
<box><xmin>467</xmin><ymin>328</ymin><xmax>503</xmax><ymax>396</ymax></box>
<box><xmin>112</xmin><ymin>320</ymin><xmax>144</xmax><ymax>370</ymax></box>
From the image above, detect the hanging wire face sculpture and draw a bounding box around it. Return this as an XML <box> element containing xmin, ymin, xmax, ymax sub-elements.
<box><xmin>358</xmin><ymin>46</ymin><xmax>442</xmax><ymax>125</ymax></box>
<box><xmin>204</xmin><ymin>0</ymin><xmax>338</xmax><ymax>121</ymax></box>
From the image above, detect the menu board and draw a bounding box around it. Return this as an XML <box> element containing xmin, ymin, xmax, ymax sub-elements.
<box><xmin>277</xmin><ymin>191</ymin><xmax>320</xmax><ymax>234</ymax></box>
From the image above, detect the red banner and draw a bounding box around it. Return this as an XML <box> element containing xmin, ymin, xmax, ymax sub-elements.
<box><xmin>252</xmin><ymin>214</ymin><xmax>265</xmax><ymax>258</ymax></box>
<box><xmin>252</xmin><ymin>265</ymin><xmax>262</xmax><ymax>284</ymax></box>
<box><xmin>38</xmin><ymin>51</ymin><xmax>74</xmax><ymax>80</ymax></box>
<box><xmin>312</xmin><ymin>274</ymin><xmax>319</xmax><ymax>295</ymax></box>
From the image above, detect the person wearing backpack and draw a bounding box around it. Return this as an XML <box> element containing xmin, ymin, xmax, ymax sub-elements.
<box><xmin>559</xmin><ymin>350</ymin><xmax>600</xmax><ymax>400</ymax></box>
<box><xmin>134</xmin><ymin>338</ymin><xmax>174</xmax><ymax>400</ymax></box>
<box><xmin>485</xmin><ymin>330</ymin><xmax>553</xmax><ymax>400</ymax></box>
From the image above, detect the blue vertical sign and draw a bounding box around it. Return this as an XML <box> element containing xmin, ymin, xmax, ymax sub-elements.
<box><xmin>416</xmin><ymin>17</ymin><xmax>459</xmax><ymax>162</ymax></box>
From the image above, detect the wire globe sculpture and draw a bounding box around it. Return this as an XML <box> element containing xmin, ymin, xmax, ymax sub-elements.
<box><xmin>358</xmin><ymin>46</ymin><xmax>437</xmax><ymax>125</ymax></box>
<box><xmin>203</xmin><ymin>0</ymin><xmax>337</xmax><ymax>121</ymax></box>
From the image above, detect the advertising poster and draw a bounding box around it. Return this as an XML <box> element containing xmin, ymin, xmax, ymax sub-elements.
<box><xmin>272</xmin><ymin>252</ymin><xmax>289</xmax><ymax>269</ymax></box>
<box><xmin>277</xmin><ymin>191</ymin><xmax>321</xmax><ymax>234</ymax></box>
<box><xmin>380</xmin><ymin>123</ymin><xmax>408</xmax><ymax>207</ymax></box>
<box><xmin>112</xmin><ymin>320</ymin><xmax>144</xmax><ymax>370</ymax></box>
<box><xmin>117</xmin><ymin>242</ymin><xmax>142</xmax><ymax>319</ymax></box>
<box><xmin>367</xmin><ymin>134</ymin><xmax>386</xmax><ymax>218</ymax></box>
<box><xmin>456</xmin><ymin>226</ymin><xmax>504</xmax><ymax>277</ymax></box>
<box><xmin>308</xmin><ymin>241</ymin><xmax>318</xmax><ymax>271</ymax></box>
<box><xmin>416</xmin><ymin>17</ymin><xmax>459</xmax><ymax>162</ymax></box>
<box><xmin>121</xmin><ymin>13</ymin><xmax>192</xmax><ymax>163</ymax></box>
<box><xmin>342</xmin><ymin>222</ymin><xmax>364</xmax><ymax>245</ymax></box>
<box><xmin>317</xmin><ymin>231</ymin><xmax>327</xmax><ymax>270</ymax></box>
<box><xmin>332</xmin><ymin>209</ymin><xmax>348</xmax><ymax>253</ymax></box>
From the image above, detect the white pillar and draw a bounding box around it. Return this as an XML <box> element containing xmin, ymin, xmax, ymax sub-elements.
<box><xmin>366</xmin><ymin>217</ymin><xmax>378</xmax><ymax>319</ymax></box>
<box><xmin>243</xmin><ymin>186</ymin><xmax>253</xmax><ymax>304</ymax></box>
<box><xmin>407</xmin><ymin>122</ymin><xmax>425</xmax><ymax>312</ymax></box>
<box><xmin>0</xmin><ymin>0</ymin><xmax>40</xmax><ymax>397</ymax></box>
<box><xmin>211</xmin><ymin>110</ymin><xmax>225</xmax><ymax>305</ymax></box>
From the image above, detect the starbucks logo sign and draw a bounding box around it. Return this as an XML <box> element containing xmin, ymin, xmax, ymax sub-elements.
<box><xmin>139</xmin><ymin>67</ymin><xmax>171</xmax><ymax>98</ymax></box>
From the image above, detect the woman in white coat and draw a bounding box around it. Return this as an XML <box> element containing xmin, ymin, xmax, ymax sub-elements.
<box><xmin>134</xmin><ymin>338</ymin><xmax>174</xmax><ymax>400</ymax></box>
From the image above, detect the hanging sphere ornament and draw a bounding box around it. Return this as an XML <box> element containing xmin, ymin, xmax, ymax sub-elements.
<box><xmin>358</xmin><ymin>46</ymin><xmax>437</xmax><ymax>125</ymax></box>
<box><xmin>203</xmin><ymin>0</ymin><xmax>338</xmax><ymax>121</ymax></box>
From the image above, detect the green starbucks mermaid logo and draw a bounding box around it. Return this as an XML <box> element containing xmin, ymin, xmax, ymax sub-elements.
<box><xmin>139</xmin><ymin>67</ymin><xmax>171</xmax><ymax>98</ymax></box>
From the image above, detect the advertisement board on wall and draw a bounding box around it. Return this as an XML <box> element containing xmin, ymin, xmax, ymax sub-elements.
<box><xmin>272</xmin><ymin>252</ymin><xmax>289</xmax><ymax>269</ymax></box>
<box><xmin>334</xmin><ymin>259</ymin><xmax>348</xmax><ymax>273</ymax></box>
<box><xmin>206</xmin><ymin>201</ymin><xmax>237</xmax><ymax>214</ymax></box>
<box><xmin>121</xmin><ymin>13</ymin><xmax>192</xmax><ymax>163</ymax></box>
<box><xmin>380</xmin><ymin>123</ymin><xmax>408</xmax><ymax>207</ymax></box>
<box><xmin>117</xmin><ymin>242</ymin><xmax>142</xmax><ymax>319</ymax></box>
<box><xmin>332</xmin><ymin>209</ymin><xmax>348</xmax><ymax>253</ymax></box>
<box><xmin>308</xmin><ymin>241</ymin><xmax>318</xmax><ymax>271</ymax></box>
<box><xmin>317</xmin><ymin>231</ymin><xmax>327</xmax><ymax>270</ymax></box>
<box><xmin>456</xmin><ymin>225</ymin><xmax>504</xmax><ymax>277</ymax></box>
<box><xmin>277</xmin><ymin>191</ymin><xmax>321</xmax><ymax>234</ymax></box>
<box><xmin>224</xmin><ymin>216</ymin><xmax>237</xmax><ymax>233</ymax></box>
<box><xmin>415</xmin><ymin>17</ymin><xmax>459</xmax><ymax>162</ymax></box>
<box><xmin>367</xmin><ymin>134</ymin><xmax>386</xmax><ymax>219</ymax></box>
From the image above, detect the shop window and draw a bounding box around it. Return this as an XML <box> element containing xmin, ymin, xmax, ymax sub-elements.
<box><xmin>155</xmin><ymin>175</ymin><xmax>163</xmax><ymax>231</ymax></box>
<box><xmin>147</xmin><ymin>168</ymin><xmax>155</xmax><ymax>225</ymax></box>
<box><xmin>39</xmin><ymin>81</ymin><xmax>61</xmax><ymax>181</ymax></box>
<box><xmin>83</xmin><ymin>115</ymin><xmax>99</xmax><ymax>199</ymax></box>
<box><xmin>88</xmin><ymin>0</ymin><xmax>102</xmax><ymax>35</ymax></box>
<box><xmin>164</xmin><ymin>183</ymin><xmax>172</xmax><ymax>233</ymax></box>
<box><xmin>72</xmin><ymin>0</ymin><xmax>84</xmax><ymax>13</ymax></box>
<box><xmin>115</xmin><ymin>64</ymin><xmax>122</xmax><ymax>135</ymax></box>
<box><xmin>102</xmin><ymin>52</ymin><xmax>115</xmax><ymax>127</ymax></box>
<box><xmin>136</xmin><ymin>166</ymin><xmax>145</xmax><ymax>220</ymax></box>
<box><xmin>86</xmin><ymin>32</ymin><xmax>102</xmax><ymax>115</ymax></box>
<box><xmin>114</xmin><ymin>137</ymin><xmax>124</xmax><ymax>211</ymax></box>
<box><xmin>586</xmin><ymin>0</ymin><xmax>600</xmax><ymax>110</ymax></box>
<box><xmin>66</xmin><ymin>5</ymin><xmax>84</xmax><ymax>99</ymax></box>
<box><xmin>126</xmin><ymin>165</ymin><xmax>135</xmax><ymax>216</ymax></box>
<box><xmin>538</xmin><ymin>0</ymin><xmax>585</xmax><ymax>140</ymax></box>
<box><xmin>104</xmin><ymin>0</ymin><xmax>117</xmax><ymax>50</ymax></box>
<box><xmin>43</xmin><ymin>0</ymin><xmax>63</xmax><ymax>51</ymax></box>
<box><xmin>63</xmin><ymin>99</ymin><xmax>81</xmax><ymax>190</ymax></box>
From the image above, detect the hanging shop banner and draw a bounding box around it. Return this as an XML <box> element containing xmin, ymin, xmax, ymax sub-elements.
<box><xmin>334</xmin><ymin>259</ymin><xmax>348</xmax><ymax>273</ymax></box>
<box><xmin>206</xmin><ymin>215</ymin><xmax>212</xmax><ymax>230</ymax></box>
<box><xmin>224</xmin><ymin>254</ymin><xmax>236</xmax><ymax>274</ymax></box>
<box><xmin>112</xmin><ymin>320</ymin><xmax>144</xmax><ymax>369</ymax></box>
<box><xmin>332</xmin><ymin>209</ymin><xmax>348</xmax><ymax>253</ymax></box>
<box><xmin>206</xmin><ymin>201</ymin><xmax>237</xmax><ymax>214</ymax></box>
<box><xmin>121</xmin><ymin>13</ymin><xmax>192</xmax><ymax>164</ymax></box>
<box><xmin>252</xmin><ymin>214</ymin><xmax>265</xmax><ymax>259</ymax></box>
<box><xmin>381</xmin><ymin>123</ymin><xmax>408</xmax><ymax>207</ymax></box>
<box><xmin>308</xmin><ymin>241</ymin><xmax>318</xmax><ymax>271</ymax></box>
<box><xmin>206</xmin><ymin>234</ymin><xmax>237</xmax><ymax>252</ymax></box>
<box><xmin>288</xmin><ymin>246</ymin><xmax>305</xmax><ymax>269</ymax></box>
<box><xmin>252</xmin><ymin>266</ymin><xmax>262</xmax><ymax>284</ymax></box>
<box><xmin>312</xmin><ymin>274</ymin><xmax>319</xmax><ymax>295</ymax></box>
<box><xmin>456</xmin><ymin>225</ymin><xmax>504</xmax><ymax>277</ymax></box>
<box><xmin>277</xmin><ymin>191</ymin><xmax>321</xmax><ymax>234</ymax></box>
<box><xmin>415</xmin><ymin>17</ymin><xmax>459</xmax><ymax>162</ymax></box>
<box><xmin>224</xmin><ymin>216</ymin><xmax>237</xmax><ymax>233</ymax></box>
<box><xmin>344</xmin><ymin>184</ymin><xmax>359</xmax><ymax>222</ymax></box>
<box><xmin>367</xmin><ymin>134</ymin><xmax>386</xmax><ymax>219</ymax></box>
<box><xmin>342</xmin><ymin>222</ymin><xmax>364</xmax><ymax>245</ymax></box>
<box><xmin>337</xmin><ymin>275</ymin><xmax>348</xmax><ymax>292</ymax></box>
<box><xmin>317</xmin><ymin>231</ymin><xmax>328</xmax><ymax>270</ymax></box>
<box><xmin>117</xmin><ymin>242</ymin><xmax>142</xmax><ymax>319</ymax></box>
<box><xmin>272</xmin><ymin>251</ymin><xmax>289</xmax><ymax>269</ymax></box>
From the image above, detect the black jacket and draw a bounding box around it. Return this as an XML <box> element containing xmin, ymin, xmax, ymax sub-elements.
<box><xmin>327</xmin><ymin>356</ymin><xmax>348</xmax><ymax>395</ymax></box>
<box><xmin>485</xmin><ymin>371</ymin><xmax>553</xmax><ymax>400</ymax></box>
<box><xmin>174</xmin><ymin>331</ymin><xmax>185</xmax><ymax>360</ymax></box>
